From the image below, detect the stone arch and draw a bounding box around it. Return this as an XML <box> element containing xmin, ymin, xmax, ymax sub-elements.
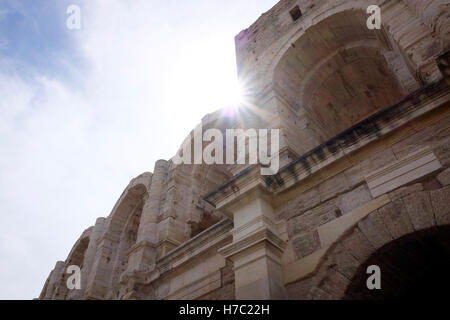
<box><xmin>272</xmin><ymin>7</ymin><xmax>418</xmax><ymax>146</ymax></box>
<box><xmin>108</xmin><ymin>187</ymin><xmax>147</xmax><ymax>298</ymax></box>
<box><xmin>53</xmin><ymin>232</ymin><xmax>91</xmax><ymax>300</ymax></box>
<box><xmin>86</xmin><ymin>173</ymin><xmax>152</xmax><ymax>299</ymax></box>
<box><xmin>264</xmin><ymin>0</ymin><xmax>441</xmax><ymax>88</ymax></box>
<box><xmin>106</xmin><ymin>176</ymin><xmax>150</xmax><ymax>236</ymax></box>
<box><xmin>107</xmin><ymin>182</ymin><xmax>149</xmax><ymax>299</ymax></box>
<box><xmin>286</xmin><ymin>185</ymin><xmax>450</xmax><ymax>300</ymax></box>
<box><xmin>171</xmin><ymin>110</ymin><xmax>240</xmax><ymax>237</ymax></box>
<box><xmin>343</xmin><ymin>225</ymin><xmax>450</xmax><ymax>299</ymax></box>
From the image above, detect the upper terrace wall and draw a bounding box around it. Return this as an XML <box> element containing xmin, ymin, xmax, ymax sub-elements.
<box><xmin>235</xmin><ymin>0</ymin><xmax>449</xmax><ymax>157</ymax></box>
<box><xmin>236</xmin><ymin>0</ymin><xmax>448</xmax><ymax>87</ymax></box>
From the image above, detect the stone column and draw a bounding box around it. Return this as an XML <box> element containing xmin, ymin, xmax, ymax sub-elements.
<box><xmin>126</xmin><ymin>160</ymin><xmax>168</xmax><ymax>273</ymax></box>
<box><xmin>156</xmin><ymin>164</ymin><xmax>186</xmax><ymax>256</ymax></box>
<box><xmin>81</xmin><ymin>217</ymin><xmax>105</xmax><ymax>299</ymax></box>
<box><xmin>84</xmin><ymin>230</ymin><xmax>120</xmax><ymax>299</ymax></box>
<box><xmin>40</xmin><ymin>261</ymin><xmax>65</xmax><ymax>300</ymax></box>
<box><xmin>219</xmin><ymin>191</ymin><xmax>288</xmax><ymax>300</ymax></box>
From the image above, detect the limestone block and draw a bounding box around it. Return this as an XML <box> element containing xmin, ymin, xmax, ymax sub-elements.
<box><xmin>314</xmin><ymin>268</ymin><xmax>351</xmax><ymax>298</ymax></box>
<box><xmin>430</xmin><ymin>186</ymin><xmax>450</xmax><ymax>225</ymax></box>
<box><xmin>287</xmin><ymin>198</ymin><xmax>340</xmax><ymax>236</ymax></box>
<box><xmin>358</xmin><ymin>211</ymin><xmax>393</xmax><ymax>249</ymax></box>
<box><xmin>341</xmin><ymin>228</ymin><xmax>374</xmax><ymax>262</ymax></box>
<box><xmin>365</xmin><ymin>147</ymin><xmax>442</xmax><ymax>198</ymax></box>
<box><xmin>286</xmin><ymin>276</ymin><xmax>316</xmax><ymax>300</ymax></box>
<box><xmin>292</xmin><ymin>231</ymin><xmax>321</xmax><ymax>259</ymax></box>
<box><xmin>280</xmin><ymin>187</ymin><xmax>321</xmax><ymax>219</ymax></box>
<box><xmin>403</xmin><ymin>191</ymin><xmax>436</xmax><ymax>230</ymax></box>
<box><xmin>388</xmin><ymin>183</ymin><xmax>423</xmax><ymax>201</ymax></box>
<box><xmin>329</xmin><ymin>244</ymin><xmax>360</xmax><ymax>280</ymax></box>
<box><xmin>378</xmin><ymin>199</ymin><xmax>414</xmax><ymax>239</ymax></box>
<box><xmin>318</xmin><ymin>173</ymin><xmax>350</xmax><ymax>202</ymax></box>
<box><xmin>310</xmin><ymin>287</ymin><xmax>333</xmax><ymax>300</ymax></box>
<box><xmin>435</xmin><ymin>140</ymin><xmax>450</xmax><ymax>166</ymax></box>
<box><xmin>344</xmin><ymin>148</ymin><xmax>398</xmax><ymax>189</ymax></box>
<box><xmin>392</xmin><ymin>114</ymin><xmax>450</xmax><ymax>162</ymax></box>
<box><xmin>437</xmin><ymin>168</ymin><xmax>450</xmax><ymax>186</ymax></box>
<box><xmin>339</xmin><ymin>184</ymin><xmax>372</xmax><ymax>214</ymax></box>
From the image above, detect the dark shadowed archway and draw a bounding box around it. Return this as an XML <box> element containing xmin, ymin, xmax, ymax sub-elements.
<box><xmin>344</xmin><ymin>225</ymin><xmax>450</xmax><ymax>300</ymax></box>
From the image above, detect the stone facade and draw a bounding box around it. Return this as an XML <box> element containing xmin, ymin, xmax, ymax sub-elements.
<box><xmin>40</xmin><ymin>0</ymin><xmax>450</xmax><ymax>300</ymax></box>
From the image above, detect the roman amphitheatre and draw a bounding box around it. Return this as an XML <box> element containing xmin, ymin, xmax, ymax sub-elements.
<box><xmin>40</xmin><ymin>0</ymin><xmax>450</xmax><ymax>300</ymax></box>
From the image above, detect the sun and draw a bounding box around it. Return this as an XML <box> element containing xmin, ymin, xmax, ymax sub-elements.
<box><xmin>162</xmin><ymin>41</ymin><xmax>249</xmax><ymax>126</ymax></box>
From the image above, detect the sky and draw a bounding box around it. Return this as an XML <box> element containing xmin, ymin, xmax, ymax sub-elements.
<box><xmin>0</xmin><ymin>0</ymin><xmax>278</xmax><ymax>299</ymax></box>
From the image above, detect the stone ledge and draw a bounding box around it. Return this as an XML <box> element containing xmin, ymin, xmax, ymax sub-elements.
<box><xmin>157</xmin><ymin>219</ymin><xmax>233</xmax><ymax>275</ymax></box>
<box><xmin>365</xmin><ymin>147</ymin><xmax>442</xmax><ymax>198</ymax></box>
<box><xmin>164</xmin><ymin>270</ymin><xmax>222</xmax><ymax>300</ymax></box>
<box><xmin>219</xmin><ymin>227</ymin><xmax>286</xmax><ymax>262</ymax></box>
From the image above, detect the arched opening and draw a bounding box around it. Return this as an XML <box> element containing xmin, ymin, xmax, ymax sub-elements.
<box><xmin>108</xmin><ymin>184</ymin><xmax>147</xmax><ymax>299</ymax></box>
<box><xmin>344</xmin><ymin>225</ymin><xmax>450</xmax><ymax>300</ymax></box>
<box><xmin>273</xmin><ymin>10</ymin><xmax>416</xmax><ymax>146</ymax></box>
<box><xmin>54</xmin><ymin>235</ymin><xmax>90</xmax><ymax>300</ymax></box>
<box><xmin>172</xmin><ymin>112</ymin><xmax>238</xmax><ymax>238</ymax></box>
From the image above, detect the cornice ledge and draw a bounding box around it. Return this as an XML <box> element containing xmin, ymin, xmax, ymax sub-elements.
<box><xmin>218</xmin><ymin>227</ymin><xmax>286</xmax><ymax>259</ymax></box>
<box><xmin>157</xmin><ymin>218</ymin><xmax>233</xmax><ymax>275</ymax></box>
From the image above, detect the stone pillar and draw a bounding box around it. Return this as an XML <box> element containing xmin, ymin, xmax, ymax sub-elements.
<box><xmin>84</xmin><ymin>231</ymin><xmax>120</xmax><ymax>299</ymax></box>
<box><xmin>81</xmin><ymin>217</ymin><xmax>105</xmax><ymax>298</ymax></box>
<box><xmin>126</xmin><ymin>160</ymin><xmax>168</xmax><ymax>273</ymax></box>
<box><xmin>219</xmin><ymin>191</ymin><xmax>288</xmax><ymax>300</ymax></box>
<box><xmin>157</xmin><ymin>164</ymin><xmax>185</xmax><ymax>256</ymax></box>
<box><xmin>40</xmin><ymin>261</ymin><xmax>65</xmax><ymax>300</ymax></box>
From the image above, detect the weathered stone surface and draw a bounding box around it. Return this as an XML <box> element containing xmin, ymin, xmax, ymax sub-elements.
<box><xmin>310</xmin><ymin>287</ymin><xmax>333</xmax><ymax>300</ymax></box>
<box><xmin>280</xmin><ymin>187</ymin><xmax>321</xmax><ymax>220</ymax></box>
<box><xmin>315</xmin><ymin>267</ymin><xmax>351</xmax><ymax>298</ymax></box>
<box><xmin>434</xmin><ymin>140</ymin><xmax>450</xmax><ymax>166</ymax></box>
<box><xmin>430</xmin><ymin>186</ymin><xmax>450</xmax><ymax>225</ymax></box>
<box><xmin>328</xmin><ymin>244</ymin><xmax>360</xmax><ymax>280</ymax></box>
<box><xmin>344</xmin><ymin>149</ymin><xmax>398</xmax><ymax>188</ymax></box>
<box><xmin>318</xmin><ymin>173</ymin><xmax>350</xmax><ymax>203</ymax></box>
<box><xmin>198</xmin><ymin>262</ymin><xmax>235</xmax><ymax>300</ymax></box>
<box><xmin>378</xmin><ymin>200</ymin><xmax>414</xmax><ymax>239</ymax></box>
<box><xmin>437</xmin><ymin>168</ymin><xmax>450</xmax><ymax>186</ymax></box>
<box><xmin>287</xmin><ymin>197</ymin><xmax>340</xmax><ymax>236</ymax></box>
<box><xmin>286</xmin><ymin>276</ymin><xmax>315</xmax><ymax>300</ymax></box>
<box><xmin>358</xmin><ymin>211</ymin><xmax>393</xmax><ymax>249</ymax></box>
<box><xmin>403</xmin><ymin>191</ymin><xmax>436</xmax><ymax>230</ymax></box>
<box><xmin>341</xmin><ymin>228</ymin><xmax>375</xmax><ymax>262</ymax></box>
<box><xmin>292</xmin><ymin>231</ymin><xmax>321</xmax><ymax>259</ymax></box>
<box><xmin>392</xmin><ymin>114</ymin><xmax>450</xmax><ymax>160</ymax></box>
<box><xmin>339</xmin><ymin>184</ymin><xmax>373</xmax><ymax>214</ymax></box>
<box><xmin>287</xmin><ymin>215</ymin><xmax>307</xmax><ymax>237</ymax></box>
<box><xmin>388</xmin><ymin>183</ymin><xmax>424</xmax><ymax>201</ymax></box>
